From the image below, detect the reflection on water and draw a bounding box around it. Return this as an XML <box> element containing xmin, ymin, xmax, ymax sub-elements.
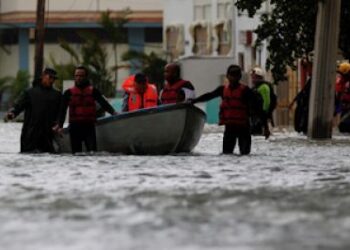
<box><xmin>1</xmin><ymin>124</ymin><xmax>350</xmax><ymax>250</ymax></box>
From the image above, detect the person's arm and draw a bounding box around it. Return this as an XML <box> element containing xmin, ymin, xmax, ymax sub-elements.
<box><xmin>258</xmin><ymin>84</ymin><xmax>271</xmax><ymax>113</ymax></box>
<box><xmin>121</xmin><ymin>92</ymin><xmax>129</xmax><ymax>112</ymax></box>
<box><xmin>58</xmin><ymin>90</ymin><xmax>71</xmax><ymax>127</ymax></box>
<box><xmin>181</xmin><ymin>81</ymin><xmax>196</xmax><ymax>101</ymax></box>
<box><xmin>7</xmin><ymin>90</ymin><xmax>29</xmax><ymax>119</ymax></box>
<box><xmin>181</xmin><ymin>87</ymin><xmax>196</xmax><ymax>101</ymax></box>
<box><xmin>93</xmin><ymin>88</ymin><xmax>116</xmax><ymax>115</ymax></box>
<box><xmin>246</xmin><ymin>88</ymin><xmax>270</xmax><ymax>139</ymax></box>
<box><xmin>53</xmin><ymin>92</ymin><xmax>63</xmax><ymax>126</ymax></box>
<box><xmin>192</xmin><ymin>86</ymin><xmax>223</xmax><ymax>104</ymax></box>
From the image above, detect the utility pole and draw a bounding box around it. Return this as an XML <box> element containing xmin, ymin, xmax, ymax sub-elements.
<box><xmin>34</xmin><ymin>0</ymin><xmax>46</xmax><ymax>83</ymax></box>
<box><xmin>308</xmin><ymin>0</ymin><xmax>341</xmax><ymax>139</ymax></box>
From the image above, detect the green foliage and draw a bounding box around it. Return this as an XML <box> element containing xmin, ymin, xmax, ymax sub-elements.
<box><xmin>100</xmin><ymin>9</ymin><xmax>130</xmax><ymax>45</ymax></box>
<box><xmin>0</xmin><ymin>70</ymin><xmax>30</xmax><ymax>107</ymax></box>
<box><xmin>235</xmin><ymin>0</ymin><xmax>350</xmax><ymax>83</ymax></box>
<box><xmin>51</xmin><ymin>10</ymin><xmax>131</xmax><ymax>97</ymax></box>
<box><xmin>99</xmin><ymin>9</ymin><xmax>131</xmax><ymax>88</ymax></box>
<box><xmin>10</xmin><ymin>70</ymin><xmax>30</xmax><ymax>101</ymax></box>
<box><xmin>122</xmin><ymin>50</ymin><xmax>167</xmax><ymax>90</ymax></box>
<box><xmin>0</xmin><ymin>76</ymin><xmax>13</xmax><ymax>92</ymax></box>
<box><xmin>54</xmin><ymin>32</ymin><xmax>114</xmax><ymax>97</ymax></box>
<box><xmin>50</xmin><ymin>54</ymin><xmax>75</xmax><ymax>90</ymax></box>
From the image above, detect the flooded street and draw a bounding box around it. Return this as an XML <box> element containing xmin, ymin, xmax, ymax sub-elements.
<box><xmin>1</xmin><ymin>123</ymin><xmax>350</xmax><ymax>250</ymax></box>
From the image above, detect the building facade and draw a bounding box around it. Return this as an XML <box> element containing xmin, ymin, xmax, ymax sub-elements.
<box><xmin>163</xmin><ymin>0</ymin><xmax>272</xmax><ymax>123</ymax></box>
<box><xmin>0</xmin><ymin>0</ymin><xmax>163</xmax><ymax>85</ymax></box>
<box><xmin>164</xmin><ymin>0</ymin><xmax>271</xmax><ymax>75</ymax></box>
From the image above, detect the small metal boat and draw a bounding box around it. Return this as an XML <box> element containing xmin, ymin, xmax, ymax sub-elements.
<box><xmin>56</xmin><ymin>103</ymin><xmax>206</xmax><ymax>154</ymax></box>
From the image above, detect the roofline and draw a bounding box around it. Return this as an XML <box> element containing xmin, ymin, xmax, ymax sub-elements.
<box><xmin>0</xmin><ymin>22</ymin><xmax>162</xmax><ymax>29</ymax></box>
<box><xmin>0</xmin><ymin>10</ymin><xmax>162</xmax><ymax>29</ymax></box>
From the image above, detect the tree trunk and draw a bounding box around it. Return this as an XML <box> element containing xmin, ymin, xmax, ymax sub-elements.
<box><xmin>308</xmin><ymin>0</ymin><xmax>341</xmax><ymax>139</ymax></box>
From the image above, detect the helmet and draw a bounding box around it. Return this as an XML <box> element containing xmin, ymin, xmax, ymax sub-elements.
<box><xmin>251</xmin><ymin>67</ymin><xmax>265</xmax><ymax>77</ymax></box>
<box><xmin>337</xmin><ymin>62</ymin><xmax>350</xmax><ymax>75</ymax></box>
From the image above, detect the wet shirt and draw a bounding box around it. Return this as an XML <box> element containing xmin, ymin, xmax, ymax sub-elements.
<box><xmin>59</xmin><ymin>86</ymin><xmax>115</xmax><ymax>126</ymax></box>
<box><xmin>160</xmin><ymin>80</ymin><xmax>196</xmax><ymax>103</ymax></box>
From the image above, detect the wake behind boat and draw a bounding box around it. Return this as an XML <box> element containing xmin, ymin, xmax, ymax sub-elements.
<box><xmin>56</xmin><ymin>103</ymin><xmax>206</xmax><ymax>154</ymax></box>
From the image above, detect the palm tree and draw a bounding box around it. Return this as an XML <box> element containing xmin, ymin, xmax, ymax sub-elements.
<box><xmin>0</xmin><ymin>70</ymin><xmax>30</xmax><ymax>109</ymax></box>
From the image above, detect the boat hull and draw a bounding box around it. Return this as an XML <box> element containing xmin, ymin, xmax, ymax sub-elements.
<box><xmin>56</xmin><ymin>103</ymin><xmax>206</xmax><ymax>154</ymax></box>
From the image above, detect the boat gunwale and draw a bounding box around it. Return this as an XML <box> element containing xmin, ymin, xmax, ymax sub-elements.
<box><xmin>96</xmin><ymin>103</ymin><xmax>206</xmax><ymax>126</ymax></box>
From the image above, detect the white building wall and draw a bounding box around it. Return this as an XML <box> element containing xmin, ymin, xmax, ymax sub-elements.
<box><xmin>180</xmin><ymin>57</ymin><xmax>234</xmax><ymax>96</ymax></box>
<box><xmin>163</xmin><ymin>0</ymin><xmax>193</xmax><ymax>56</ymax></box>
<box><xmin>0</xmin><ymin>46</ymin><xmax>19</xmax><ymax>77</ymax></box>
<box><xmin>163</xmin><ymin>0</ymin><xmax>270</xmax><ymax>73</ymax></box>
<box><xmin>233</xmin><ymin>3</ymin><xmax>269</xmax><ymax>73</ymax></box>
<box><xmin>0</xmin><ymin>0</ymin><xmax>163</xmax><ymax>12</ymax></box>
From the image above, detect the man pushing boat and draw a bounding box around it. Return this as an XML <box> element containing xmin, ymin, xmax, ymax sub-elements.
<box><xmin>160</xmin><ymin>63</ymin><xmax>196</xmax><ymax>104</ymax></box>
<box><xmin>55</xmin><ymin>66</ymin><xmax>117</xmax><ymax>154</ymax></box>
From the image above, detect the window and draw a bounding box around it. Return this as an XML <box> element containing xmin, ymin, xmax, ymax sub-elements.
<box><xmin>203</xmin><ymin>4</ymin><xmax>212</xmax><ymax>20</ymax></box>
<box><xmin>194</xmin><ymin>1</ymin><xmax>212</xmax><ymax>21</ymax></box>
<box><xmin>194</xmin><ymin>5</ymin><xmax>204</xmax><ymax>21</ymax></box>
<box><xmin>145</xmin><ymin>28</ymin><xmax>162</xmax><ymax>43</ymax></box>
<box><xmin>193</xmin><ymin>25</ymin><xmax>210</xmax><ymax>55</ymax></box>
<box><xmin>215</xmin><ymin>21</ymin><xmax>231</xmax><ymax>55</ymax></box>
<box><xmin>165</xmin><ymin>25</ymin><xmax>185</xmax><ymax>60</ymax></box>
<box><xmin>218</xmin><ymin>1</ymin><xmax>232</xmax><ymax>19</ymax></box>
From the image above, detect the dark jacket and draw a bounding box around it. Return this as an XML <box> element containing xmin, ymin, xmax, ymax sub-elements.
<box><xmin>10</xmin><ymin>84</ymin><xmax>62</xmax><ymax>153</ymax></box>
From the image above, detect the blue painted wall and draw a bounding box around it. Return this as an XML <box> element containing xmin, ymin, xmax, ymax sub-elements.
<box><xmin>128</xmin><ymin>28</ymin><xmax>145</xmax><ymax>74</ymax></box>
<box><xmin>206</xmin><ymin>98</ymin><xmax>220</xmax><ymax>124</ymax></box>
<box><xmin>18</xmin><ymin>29</ymin><xmax>29</xmax><ymax>71</ymax></box>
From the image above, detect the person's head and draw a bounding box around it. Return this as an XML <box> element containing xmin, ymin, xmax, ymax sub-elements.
<box><xmin>164</xmin><ymin>63</ymin><xmax>181</xmax><ymax>83</ymax></box>
<box><xmin>226</xmin><ymin>65</ymin><xmax>242</xmax><ymax>85</ymax></box>
<box><xmin>250</xmin><ymin>67</ymin><xmax>265</xmax><ymax>84</ymax></box>
<box><xmin>337</xmin><ymin>62</ymin><xmax>350</xmax><ymax>79</ymax></box>
<box><xmin>41</xmin><ymin>68</ymin><xmax>58</xmax><ymax>87</ymax></box>
<box><xmin>74</xmin><ymin>65</ymin><xmax>89</xmax><ymax>86</ymax></box>
<box><xmin>134</xmin><ymin>73</ymin><xmax>148</xmax><ymax>94</ymax></box>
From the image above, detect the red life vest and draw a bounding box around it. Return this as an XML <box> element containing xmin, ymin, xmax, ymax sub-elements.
<box><xmin>69</xmin><ymin>85</ymin><xmax>96</xmax><ymax>123</ymax></box>
<box><xmin>341</xmin><ymin>88</ymin><xmax>350</xmax><ymax>112</ymax></box>
<box><xmin>161</xmin><ymin>79</ymin><xmax>188</xmax><ymax>104</ymax></box>
<box><xmin>219</xmin><ymin>83</ymin><xmax>249</xmax><ymax>126</ymax></box>
<box><xmin>336</xmin><ymin>75</ymin><xmax>349</xmax><ymax>95</ymax></box>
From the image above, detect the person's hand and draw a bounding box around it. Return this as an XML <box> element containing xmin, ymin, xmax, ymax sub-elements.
<box><xmin>263</xmin><ymin>127</ymin><xmax>271</xmax><ymax>140</ymax></box>
<box><xmin>187</xmin><ymin>99</ymin><xmax>196</xmax><ymax>105</ymax></box>
<box><xmin>5</xmin><ymin>112</ymin><xmax>15</xmax><ymax>122</ymax></box>
<box><xmin>288</xmin><ymin>103</ymin><xmax>294</xmax><ymax>110</ymax></box>
<box><xmin>52</xmin><ymin>124</ymin><xmax>64</xmax><ymax>135</ymax></box>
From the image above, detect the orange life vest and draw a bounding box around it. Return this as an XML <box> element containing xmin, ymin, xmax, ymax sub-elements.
<box><xmin>161</xmin><ymin>79</ymin><xmax>188</xmax><ymax>104</ymax></box>
<box><xmin>69</xmin><ymin>85</ymin><xmax>96</xmax><ymax>123</ymax></box>
<box><xmin>122</xmin><ymin>75</ymin><xmax>158</xmax><ymax>111</ymax></box>
<box><xmin>219</xmin><ymin>83</ymin><xmax>249</xmax><ymax>126</ymax></box>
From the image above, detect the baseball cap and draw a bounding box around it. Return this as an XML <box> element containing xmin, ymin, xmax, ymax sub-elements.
<box><xmin>43</xmin><ymin>67</ymin><xmax>58</xmax><ymax>79</ymax></box>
